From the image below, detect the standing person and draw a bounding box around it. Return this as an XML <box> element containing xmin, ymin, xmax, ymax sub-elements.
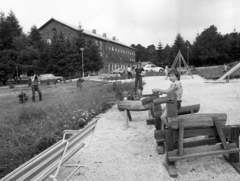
<box><xmin>31</xmin><ymin>74</ymin><xmax>42</xmax><ymax>102</ymax></box>
<box><xmin>223</xmin><ymin>63</ymin><xmax>228</xmax><ymax>73</ymax></box>
<box><xmin>165</xmin><ymin>65</ymin><xmax>169</xmax><ymax>75</ymax></box>
<box><xmin>127</xmin><ymin>65</ymin><xmax>132</xmax><ymax>79</ymax></box>
<box><xmin>135</xmin><ymin>62</ymin><xmax>145</xmax><ymax>91</ymax></box>
<box><xmin>152</xmin><ymin>69</ymin><xmax>183</xmax><ymax>129</ymax></box>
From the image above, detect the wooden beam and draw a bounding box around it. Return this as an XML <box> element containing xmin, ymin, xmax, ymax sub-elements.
<box><xmin>174</xmin><ymin>137</ymin><xmax>221</xmax><ymax>149</ymax></box>
<box><xmin>213</xmin><ymin>116</ymin><xmax>229</xmax><ymax>150</ymax></box>
<box><xmin>168</xmin><ymin>143</ymin><xmax>240</xmax><ymax>161</ymax></box>
<box><xmin>126</xmin><ymin>110</ymin><xmax>132</xmax><ymax>121</ymax></box>
<box><xmin>168</xmin><ymin>113</ymin><xmax>227</xmax><ymax>129</ymax></box>
<box><xmin>229</xmin><ymin>126</ymin><xmax>240</xmax><ymax>163</ymax></box>
<box><xmin>172</xmin><ymin>126</ymin><xmax>232</xmax><ymax>139</ymax></box>
<box><xmin>178</xmin><ymin>119</ymin><xmax>184</xmax><ymax>156</ymax></box>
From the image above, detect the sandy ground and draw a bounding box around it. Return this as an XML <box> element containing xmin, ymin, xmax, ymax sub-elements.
<box><xmin>56</xmin><ymin>75</ymin><xmax>240</xmax><ymax>181</ymax></box>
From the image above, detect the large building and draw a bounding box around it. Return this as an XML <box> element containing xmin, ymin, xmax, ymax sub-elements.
<box><xmin>38</xmin><ymin>18</ymin><xmax>136</xmax><ymax>73</ymax></box>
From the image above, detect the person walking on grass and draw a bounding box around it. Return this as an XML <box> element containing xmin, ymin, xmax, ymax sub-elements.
<box><xmin>31</xmin><ymin>74</ymin><xmax>42</xmax><ymax>102</ymax></box>
<box><xmin>152</xmin><ymin>69</ymin><xmax>183</xmax><ymax>129</ymax></box>
<box><xmin>127</xmin><ymin>65</ymin><xmax>132</xmax><ymax>79</ymax></box>
<box><xmin>135</xmin><ymin>62</ymin><xmax>145</xmax><ymax>91</ymax></box>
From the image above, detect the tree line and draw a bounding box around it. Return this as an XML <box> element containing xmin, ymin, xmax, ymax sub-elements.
<box><xmin>131</xmin><ymin>25</ymin><xmax>240</xmax><ymax>68</ymax></box>
<box><xmin>0</xmin><ymin>10</ymin><xmax>103</xmax><ymax>85</ymax></box>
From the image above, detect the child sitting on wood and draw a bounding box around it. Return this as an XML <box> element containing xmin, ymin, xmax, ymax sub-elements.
<box><xmin>152</xmin><ymin>69</ymin><xmax>183</xmax><ymax>129</ymax></box>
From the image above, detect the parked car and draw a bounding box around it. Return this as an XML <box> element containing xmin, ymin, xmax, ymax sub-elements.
<box><xmin>112</xmin><ymin>68</ymin><xmax>125</xmax><ymax>74</ymax></box>
<box><xmin>38</xmin><ymin>74</ymin><xmax>64</xmax><ymax>84</ymax></box>
<box><xmin>143</xmin><ymin>64</ymin><xmax>164</xmax><ymax>72</ymax></box>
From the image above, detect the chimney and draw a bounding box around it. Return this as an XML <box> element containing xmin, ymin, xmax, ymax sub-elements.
<box><xmin>103</xmin><ymin>33</ymin><xmax>107</xmax><ymax>37</ymax></box>
<box><xmin>112</xmin><ymin>36</ymin><xmax>116</xmax><ymax>41</ymax></box>
<box><xmin>92</xmin><ymin>29</ymin><xmax>96</xmax><ymax>34</ymax></box>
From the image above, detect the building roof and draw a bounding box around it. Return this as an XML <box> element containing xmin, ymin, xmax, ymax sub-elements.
<box><xmin>38</xmin><ymin>18</ymin><xmax>135</xmax><ymax>50</ymax></box>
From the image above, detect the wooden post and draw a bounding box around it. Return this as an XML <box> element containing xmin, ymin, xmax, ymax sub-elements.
<box><xmin>229</xmin><ymin>126</ymin><xmax>239</xmax><ymax>163</ymax></box>
<box><xmin>125</xmin><ymin>110</ymin><xmax>129</xmax><ymax>128</ymax></box>
<box><xmin>178</xmin><ymin>119</ymin><xmax>184</xmax><ymax>156</ymax></box>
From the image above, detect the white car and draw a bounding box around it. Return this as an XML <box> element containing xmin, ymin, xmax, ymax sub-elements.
<box><xmin>143</xmin><ymin>64</ymin><xmax>164</xmax><ymax>72</ymax></box>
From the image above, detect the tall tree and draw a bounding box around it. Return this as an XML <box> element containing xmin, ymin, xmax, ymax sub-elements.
<box><xmin>172</xmin><ymin>33</ymin><xmax>185</xmax><ymax>55</ymax></box>
<box><xmin>192</xmin><ymin>25</ymin><xmax>229</xmax><ymax>66</ymax></box>
<box><xmin>29</xmin><ymin>25</ymin><xmax>45</xmax><ymax>50</ymax></box>
<box><xmin>83</xmin><ymin>39</ymin><xmax>103</xmax><ymax>73</ymax></box>
<box><xmin>156</xmin><ymin>41</ymin><xmax>164</xmax><ymax>66</ymax></box>
<box><xmin>146</xmin><ymin>44</ymin><xmax>158</xmax><ymax>65</ymax></box>
<box><xmin>3</xmin><ymin>10</ymin><xmax>22</xmax><ymax>49</ymax></box>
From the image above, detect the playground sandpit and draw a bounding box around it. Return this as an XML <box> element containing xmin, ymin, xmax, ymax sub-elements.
<box><xmin>55</xmin><ymin>75</ymin><xmax>240</xmax><ymax>181</ymax></box>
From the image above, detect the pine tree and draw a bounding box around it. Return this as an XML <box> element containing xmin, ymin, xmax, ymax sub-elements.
<box><xmin>4</xmin><ymin>10</ymin><xmax>22</xmax><ymax>49</ymax></box>
<box><xmin>29</xmin><ymin>25</ymin><xmax>45</xmax><ymax>50</ymax></box>
<box><xmin>156</xmin><ymin>41</ymin><xmax>163</xmax><ymax>66</ymax></box>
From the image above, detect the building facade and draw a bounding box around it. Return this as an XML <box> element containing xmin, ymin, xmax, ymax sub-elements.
<box><xmin>38</xmin><ymin>18</ymin><xmax>136</xmax><ymax>73</ymax></box>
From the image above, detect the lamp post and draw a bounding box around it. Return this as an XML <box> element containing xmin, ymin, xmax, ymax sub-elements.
<box><xmin>187</xmin><ymin>46</ymin><xmax>189</xmax><ymax>65</ymax></box>
<box><xmin>80</xmin><ymin>48</ymin><xmax>84</xmax><ymax>77</ymax></box>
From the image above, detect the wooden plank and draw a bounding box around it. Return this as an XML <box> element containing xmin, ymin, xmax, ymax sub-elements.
<box><xmin>213</xmin><ymin>117</ymin><xmax>229</xmax><ymax>150</ymax></box>
<box><xmin>168</xmin><ymin>113</ymin><xmax>227</xmax><ymax>129</ymax></box>
<box><xmin>178</xmin><ymin>119</ymin><xmax>184</xmax><ymax>156</ymax></box>
<box><xmin>229</xmin><ymin>126</ymin><xmax>240</xmax><ymax>163</ymax></box>
<box><xmin>165</xmin><ymin>129</ymin><xmax>174</xmax><ymax>151</ymax></box>
<box><xmin>118</xmin><ymin>100</ymin><xmax>152</xmax><ymax>111</ymax></box>
<box><xmin>172</xmin><ymin>126</ymin><xmax>232</xmax><ymax>139</ymax></box>
<box><xmin>168</xmin><ymin>143</ymin><xmax>240</xmax><ymax>161</ymax></box>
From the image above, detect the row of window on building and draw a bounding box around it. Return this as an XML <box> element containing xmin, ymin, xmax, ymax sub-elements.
<box><xmin>95</xmin><ymin>40</ymin><xmax>135</xmax><ymax>56</ymax></box>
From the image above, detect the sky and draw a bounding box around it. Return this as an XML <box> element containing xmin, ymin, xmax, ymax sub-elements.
<box><xmin>1</xmin><ymin>0</ymin><xmax>240</xmax><ymax>48</ymax></box>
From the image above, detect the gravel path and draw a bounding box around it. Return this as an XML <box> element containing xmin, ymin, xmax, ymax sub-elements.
<box><xmin>54</xmin><ymin>75</ymin><xmax>240</xmax><ymax>181</ymax></box>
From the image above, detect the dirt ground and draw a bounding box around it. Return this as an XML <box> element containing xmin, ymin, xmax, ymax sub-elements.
<box><xmin>55</xmin><ymin>75</ymin><xmax>240</xmax><ymax>181</ymax></box>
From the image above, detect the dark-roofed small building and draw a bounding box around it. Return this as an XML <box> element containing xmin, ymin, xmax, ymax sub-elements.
<box><xmin>38</xmin><ymin>18</ymin><xmax>136</xmax><ymax>73</ymax></box>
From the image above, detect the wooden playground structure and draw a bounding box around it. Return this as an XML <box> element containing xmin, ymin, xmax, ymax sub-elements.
<box><xmin>117</xmin><ymin>88</ymin><xmax>240</xmax><ymax>178</ymax></box>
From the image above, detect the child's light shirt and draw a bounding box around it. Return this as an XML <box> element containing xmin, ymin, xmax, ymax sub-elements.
<box><xmin>170</xmin><ymin>80</ymin><xmax>183</xmax><ymax>100</ymax></box>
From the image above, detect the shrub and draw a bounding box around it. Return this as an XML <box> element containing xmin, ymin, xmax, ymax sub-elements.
<box><xmin>9</xmin><ymin>82</ymin><xmax>14</xmax><ymax>89</ymax></box>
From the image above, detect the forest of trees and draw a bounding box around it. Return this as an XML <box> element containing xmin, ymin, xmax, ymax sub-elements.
<box><xmin>131</xmin><ymin>26</ymin><xmax>240</xmax><ymax>68</ymax></box>
<box><xmin>0</xmin><ymin>10</ymin><xmax>103</xmax><ymax>85</ymax></box>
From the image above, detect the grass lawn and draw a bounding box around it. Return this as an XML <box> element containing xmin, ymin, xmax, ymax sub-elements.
<box><xmin>0</xmin><ymin>80</ymin><xmax>116</xmax><ymax>178</ymax></box>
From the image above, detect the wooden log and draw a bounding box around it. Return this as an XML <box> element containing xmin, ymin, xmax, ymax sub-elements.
<box><xmin>117</xmin><ymin>100</ymin><xmax>152</xmax><ymax>111</ymax></box>
<box><xmin>173</xmin><ymin>137</ymin><xmax>221</xmax><ymax>149</ymax></box>
<box><xmin>178</xmin><ymin>104</ymin><xmax>200</xmax><ymax>115</ymax></box>
<box><xmin>141</xmin><ymin>95</ymin><xmax>159</xmax><ymax>105</ymax></box>
<box><xmin>168</xmin><ymin>113</ymin><xmax>227</xmax><ymax>129</ymax></box>
<box><xmin>168</xmin><ymin>143</ymin><xmax>240</xmax><ymax>161</ymax></box>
